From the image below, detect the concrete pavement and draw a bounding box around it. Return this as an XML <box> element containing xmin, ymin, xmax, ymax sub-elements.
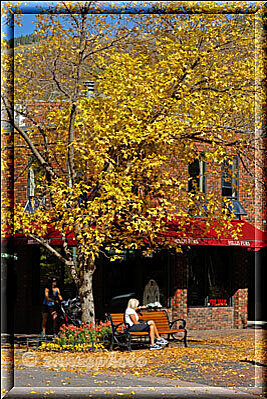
<box><xmin>1</xmin><ymin>329</ymin><xmax>266</xmax><ymax>399</ymax></box>
<box><xmin>4</xmin><ymin>386</ymin><xmax>264</xmax><ymax>399</ymax></box>
<box><xmin>2</xmin><ymin>358</ymin><xmax>264</xmax><ymax>398</ymax></box>
<box><xmin>5</xmin><ymin>365</ymin><xmax>264</xmax><ymax>399</ymax></box>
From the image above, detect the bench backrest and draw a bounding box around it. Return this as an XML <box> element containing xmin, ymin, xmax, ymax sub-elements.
<box><xmin>140</xmin><ymin>311</ymin><xmax>170</xmax><ymax>331</ymax></box>
<box><xmin>108</xmin><ymin>311</ymin><xmax>170</xmax><ymax>333</ymax></box>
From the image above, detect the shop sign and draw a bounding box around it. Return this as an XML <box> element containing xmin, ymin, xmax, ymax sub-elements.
<box><xmin>27</xmin><ymin>239</ymin><xmax>51</xmax><ymax>245</ymax></box>
<box><xmin>174</xmin><ymin>238</ymin><xmax>200</xmax><ymax>245</ymax></box>
<box><xmin>208</xmin><ymin>298</ymin><xmax>228</xmax><ymax>306</ymax></box>
<box><xmin>227</xmin><ymin>240</ymin><xmax>250</xmax><ymax>246</ymax></box>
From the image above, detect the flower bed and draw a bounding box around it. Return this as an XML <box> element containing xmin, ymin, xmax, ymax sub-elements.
<box><xmin>39</xmin><ymin>321</ymin><xmax>112</xmax><ymax>352</ymax></box>
<box><xmin>39</xmin><ymin>341</ymin><xmax>105</xmax><ymax>352</ymax></box>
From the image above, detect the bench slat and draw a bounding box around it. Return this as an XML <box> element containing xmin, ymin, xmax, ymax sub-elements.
<box><xmin>157</xmin><ymin>329</ymin><xmax>185</xmax><ymax>333</ymax></box>
<box><xmin>128</xmin><ymin>332</ymin><xmax>149</xmax><ymax>336</ymax></box>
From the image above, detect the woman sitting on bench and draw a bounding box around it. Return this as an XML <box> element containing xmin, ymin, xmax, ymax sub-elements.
<box><xmin>124</xmin><ymin>298</ymin><xmax>168</xmax><ymax>350</ymax></box>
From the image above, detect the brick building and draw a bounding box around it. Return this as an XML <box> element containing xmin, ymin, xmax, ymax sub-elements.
<box><xmin>2</xmin><ymin>118</ymin><xmax>267</xmax><ymax>333</ymax></box>
<box><xmin>2</xmin><ymin>29</ymin><xmax>267</xmax><ymax>332</ymax></box>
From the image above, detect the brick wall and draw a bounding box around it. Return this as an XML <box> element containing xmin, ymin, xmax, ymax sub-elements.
<box><xmin>233</xmin><ymin>289</ymin><xmax>248</xmax><ymax>329</ymax></box>
<box><xmin>186</xmin><ymin>307</ymin><xmax>233</xmax><ymax>330</ymax></box>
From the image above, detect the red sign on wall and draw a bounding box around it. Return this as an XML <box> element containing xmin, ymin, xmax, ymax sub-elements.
<box><xmin>208</xmin><ymin>298</ymin><xmax>227</xmax><ymax>306</ymax></box>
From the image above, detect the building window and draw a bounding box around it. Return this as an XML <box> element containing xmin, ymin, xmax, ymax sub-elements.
<box><xmin>83</xmin><ymin>80</ymin><xmax>95</xmax><ymax>97</ymax></box>
<box><xmin>187</xmin><ymin>247</ymin><xmax>232</xmax><ymax>307</ymax></box>
<box><xmin>14</xmin><ymin>104</ymin><xmax>27</xmax><ymax>129</ymax></box>
<box><xmin>221</xmin><ymin>157</ymin><xmax>238</xmax><ymax>199</ymax></box>
<box><xmin>221</xmin><ymin>157</ymin><xmax>247</xmax><ymax>219</ymax></box>
<box><xmin>24</xmin><ymin>158</ymin><xmax>46</xmax><ymax>213</ymax></box>
<box><xmin>188</xmin><ymin>157</ymin><xmax>206</xmax><ymax>216</ymax></box>
<box><xmin>27</xmin><ymin>164</ymin><xmax>35</xmax><ymax>198</ymax></box>
<box><xmin>188</xmin><ymin>158</ymin><xmax>206</xmax><ymax>193</ymax></box>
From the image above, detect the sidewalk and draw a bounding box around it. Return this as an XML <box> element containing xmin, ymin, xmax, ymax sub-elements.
<box><xmin>4</xmin><ymin>385</ymin><xmax>264</xmax><ymax>399</ymax></box>
<box><xmin>4</xmin><ymin>365</ymin><xmax>264</xmax><ymax>399</ymax></box>
<box><xmin>2</xmin><ymin>328</ymin><xmax>266</xmax><ymax>398</ymax></box>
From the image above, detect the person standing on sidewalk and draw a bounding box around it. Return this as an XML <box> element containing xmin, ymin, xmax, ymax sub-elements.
<box><xmin>41</xmin><ymin>277</ymin><xmax>63</xmax><ymax>338</ymax></box>
<box><xmin>124</xmin><ymin>298</ymin><xmax>168</xmax><ymax>350</ymax></box>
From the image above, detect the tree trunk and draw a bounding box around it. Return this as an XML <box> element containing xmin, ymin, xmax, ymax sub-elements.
<box><xmin>78</xmin><ymin>258</ymin><xmax>95</xmax><ymax>325</ymax></box>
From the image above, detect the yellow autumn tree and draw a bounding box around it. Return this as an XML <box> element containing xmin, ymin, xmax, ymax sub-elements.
<box><xmin>2</xmin><ymin>1</ymin><xmax>264</xmax><ymax>323</ymax></box>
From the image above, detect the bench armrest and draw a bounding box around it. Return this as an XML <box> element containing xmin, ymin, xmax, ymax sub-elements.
<box><xmin>113</xmin><ymin>322</ymin><xmax>125</xmax><ymax>333</ymax></box>
<box><xmin>169</xmin><ymin>318</ymin><xmax>186</xmax><ymax>329</ymax></box>
<box><xmin>113</xmin><ymin>322</ymin><xmax>132</xmax><ymax>334</ymax></box>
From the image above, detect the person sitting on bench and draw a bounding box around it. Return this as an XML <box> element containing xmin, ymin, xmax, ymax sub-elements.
<box><xmin>124</xmin><ymin>298</ymin><xmax>168</xmax><ymax>350</ymax></box>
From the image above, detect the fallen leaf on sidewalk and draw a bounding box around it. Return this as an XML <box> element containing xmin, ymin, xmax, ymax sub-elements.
<box><xmin>12</xmin><ymin>330</ymin><xmax>266</xmax><ymax>389</ymax></box>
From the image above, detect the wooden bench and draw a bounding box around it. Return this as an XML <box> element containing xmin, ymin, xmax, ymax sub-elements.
<box><xmin>106</xmin><ymin>311</ymin><xmax>187</xmax><ymax>351</ymax></box>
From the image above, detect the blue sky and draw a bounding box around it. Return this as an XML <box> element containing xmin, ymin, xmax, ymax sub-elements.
<box><xmin>6</xmin><ymin>1</ymin><xmax>260</xmax><ymax>38</ymax></box>
<box><xmin>9</xmin><ymin>1</ymin><xmax>128</xmax><ymax>37</ymax></box>
<box><xmin>15</xmin><ymin>14</ymin><xmax>37</xmax><ymax>37</ymax></box>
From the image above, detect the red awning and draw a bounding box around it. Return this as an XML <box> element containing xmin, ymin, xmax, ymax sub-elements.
<box><xmin>2</xmin><ymin>219</ymin><xmax>267</xmax><ymax>249</ymax></box>
<box><xmin>164</xmin><ymin>219</ymin><xmax>267</xmax><ymax>249</ymax></box>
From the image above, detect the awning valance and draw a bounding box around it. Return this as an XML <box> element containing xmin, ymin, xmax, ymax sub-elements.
<box><xmin>2</xmin><ymin>219</ymin><xmax>267</xmax><ymax>249</ymax></box>
<box><xmin>164</xmin><ymin>219</ymin><xmax>267</xmax><ymax>249</ymax></box>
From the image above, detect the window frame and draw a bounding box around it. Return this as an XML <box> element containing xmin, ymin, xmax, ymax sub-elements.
<box><xmin>221</xmin><ymin>156</ymin><xmax>239</xmax><ymax>200</ymax></box>
<box><xmin>188</xmin><ymin>157</ymin><xmax>206</xmax><ymax>194</ymax></box>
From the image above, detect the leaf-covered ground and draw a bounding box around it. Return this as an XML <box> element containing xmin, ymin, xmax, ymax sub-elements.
<box><xmin>1</xmin><ymin>329</ymin><xmax>266</xmax><ymax>396</ymax></box>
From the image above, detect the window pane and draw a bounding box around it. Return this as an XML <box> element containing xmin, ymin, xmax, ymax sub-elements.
<box><xmin>221</xmin><ymin>158</ymin><xmax>239</xmax><ymax>199</ymax></box>
<box><xmin>207</xmin><ymin>248</ymin><xmax>232</xmax><ymax>301</ymax></box>
<box><xmin>188</xmin><ymin>247</ymin><xmax>232</xmax><ymax>307</ymax></box>
<box><xmin>222</xmin><ymin>186</ymin><xmax>233</xmax><ymax>197</ymax></box>
<box><xmin>188</xmin><ymin>159</ymin><xmax>200</xmax><ymax>192</ymax></box>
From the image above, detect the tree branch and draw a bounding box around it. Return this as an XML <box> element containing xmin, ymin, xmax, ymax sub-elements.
<box><xmin>51</xmin><ymin>56</ymin><xmax>71</xmax><ymax>99</ymax></box>
<box><xmin>28</xmin><ymin>233</ymin><xmax>67</xmax><ymax>262</ymax></box>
